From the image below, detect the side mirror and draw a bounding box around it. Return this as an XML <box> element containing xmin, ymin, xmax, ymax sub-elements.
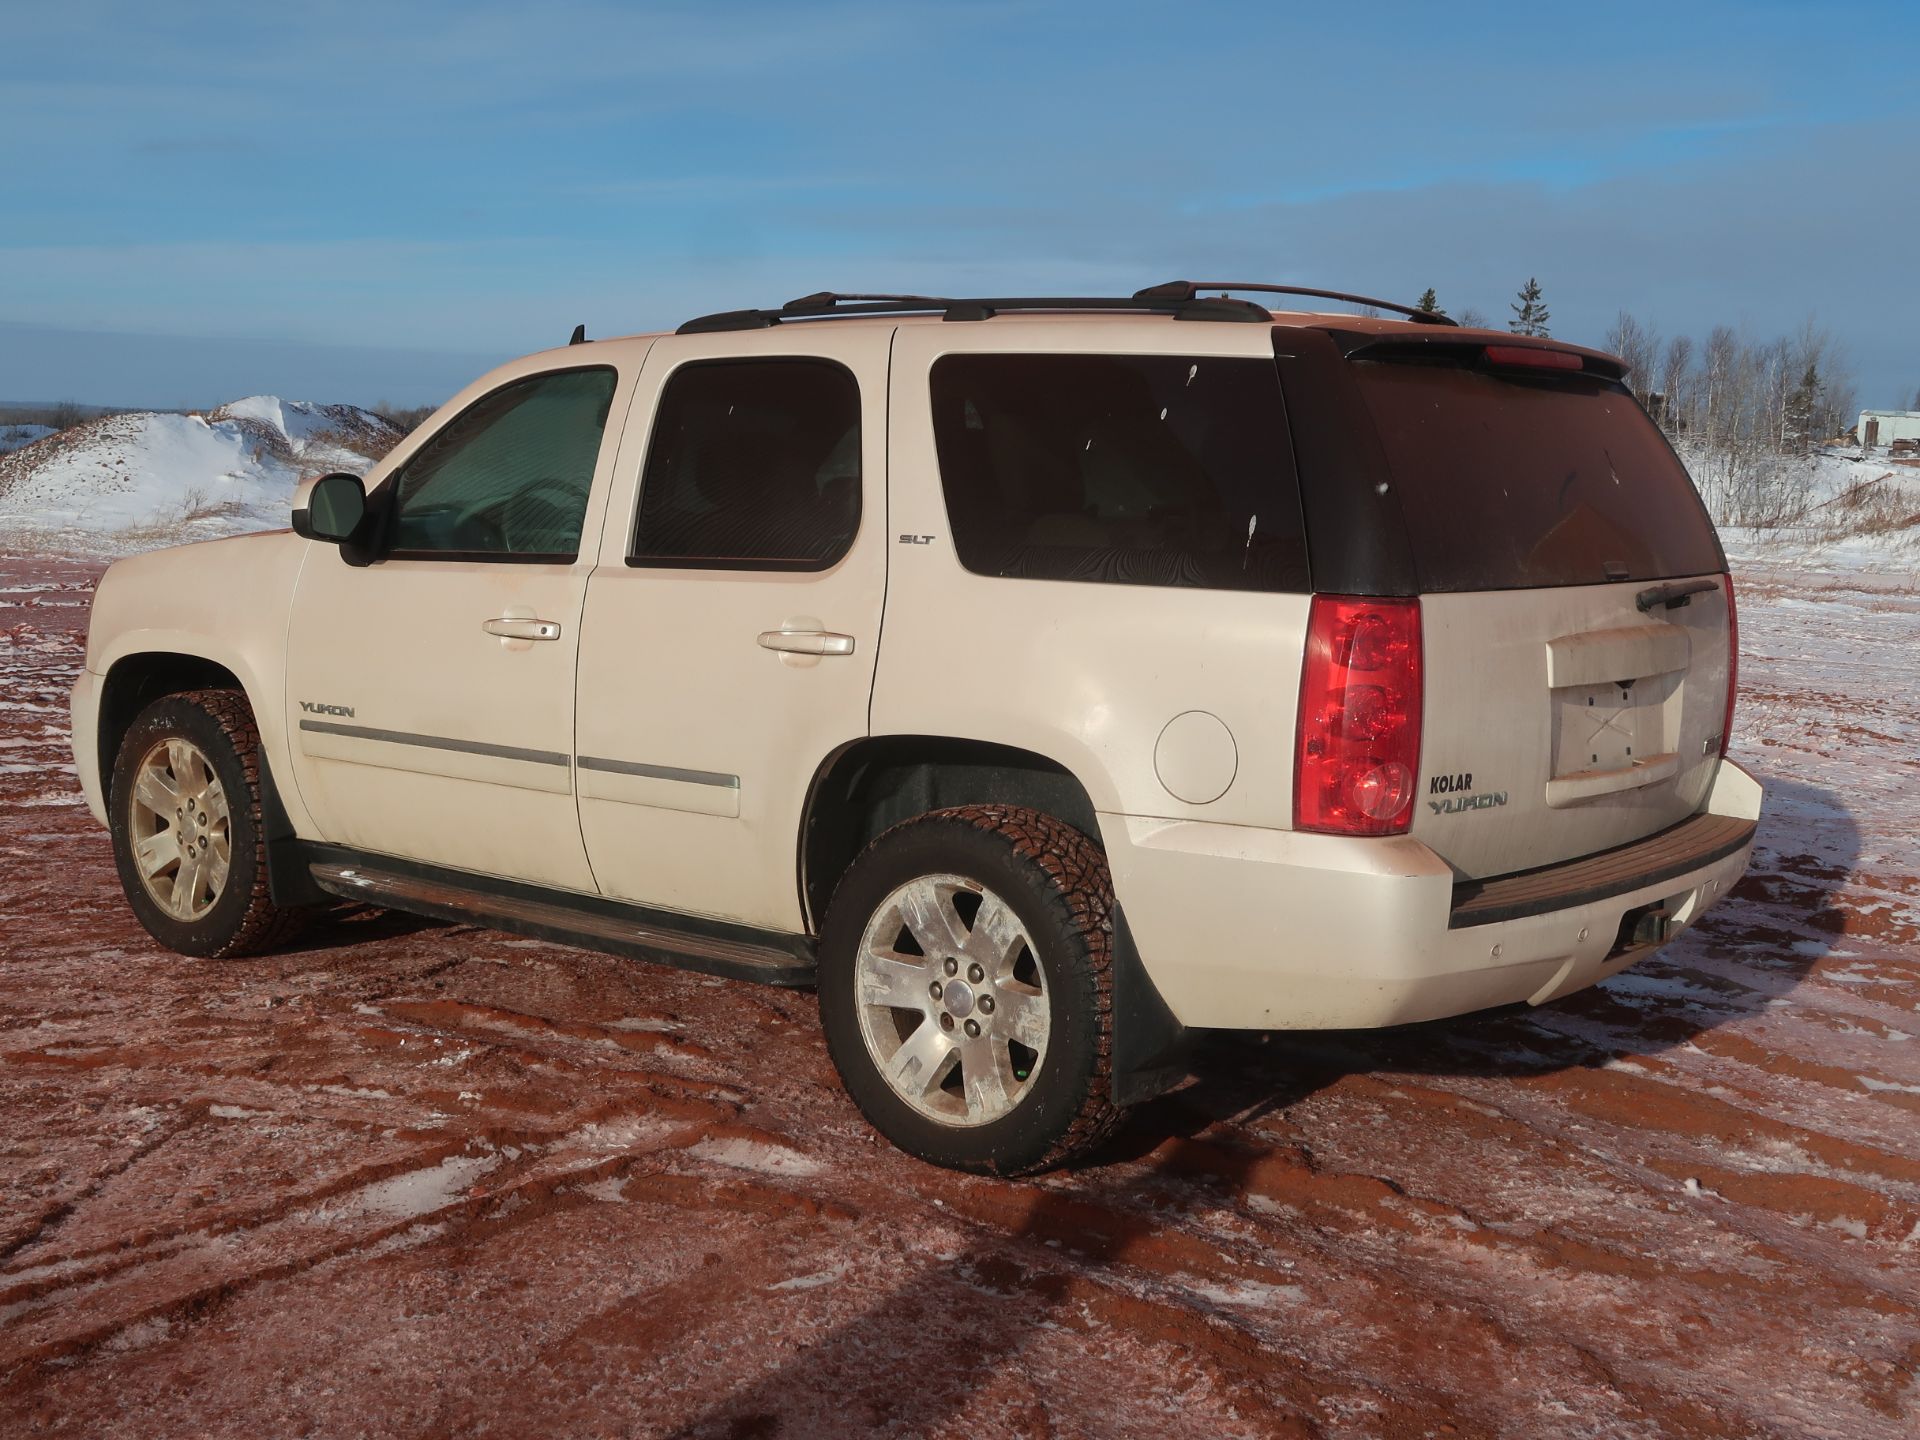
<box><xmin>292</xmin><ymin>473</ymin><xmax>368</xmax><ymax>544</ymax></box>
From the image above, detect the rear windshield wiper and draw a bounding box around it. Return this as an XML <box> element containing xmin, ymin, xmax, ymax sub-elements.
<box><xmin>1635</xmin><ymin>578</ymin><xmax>1719</xmax><ymax>613</ymax></box>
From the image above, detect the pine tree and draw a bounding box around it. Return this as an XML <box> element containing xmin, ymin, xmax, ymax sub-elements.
<box><xmin>1509</xmin><ymin>277</ymin><xmax>1550</xmax><ymax>337</ymax></box>
<box><xmin>1416</xmin><ymin>287</ymin><xmax>1440</xmax><ymax>314</ymax></box>
<box><xmin>1783</xmin><ymin>361</ymin><xmax>1820</xmax><ymax>454</ymax></box>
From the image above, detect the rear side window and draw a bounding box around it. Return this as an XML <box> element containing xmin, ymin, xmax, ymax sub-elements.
<box><xmin>629</xmin><ymin>359</ymin><xmax>861</xmax><ymax>570</ymax></box>
<box><xmin>1350</xmin><ymin>360</ymin><xmax>1723</xmax><ymax>591</ymax></box>
<box><xmin>930</xmin><ymin>354</ymin><xmax>1309</xmax><ymax>593</ymax></box>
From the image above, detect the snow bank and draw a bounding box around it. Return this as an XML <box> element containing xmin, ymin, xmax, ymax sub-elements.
<box><xmin>0</xmin><ymin>399</ymin><xmax>402</xmax><ymax>556</ymax></box>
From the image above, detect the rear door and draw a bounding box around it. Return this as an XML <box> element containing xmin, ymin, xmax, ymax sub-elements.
<box><xmin>572</xmin><ymin>327</ymin><xmax>888</xmax><ymax>931</ymax></box>
<box><xmin>1314</xmin><ymin>338</ymin><xmax>1733</xmax><ymax>880</ymax></box>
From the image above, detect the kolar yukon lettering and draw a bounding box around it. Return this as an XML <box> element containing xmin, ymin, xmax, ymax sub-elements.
<box><xmin>299</xmin><ymin>701</ymin><xmax>355</xmax><ymax>718</ymax></box>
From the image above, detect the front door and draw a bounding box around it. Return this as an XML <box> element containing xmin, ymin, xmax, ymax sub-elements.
<box><xmin>284</xmin><ymin>362</ymin><xmax>630</xmax><ymax>891</ymax></box>
<box><xmin>573</xmin><ymin>329</ymin><xmax>889</xmax><ymax>931</ymax></box>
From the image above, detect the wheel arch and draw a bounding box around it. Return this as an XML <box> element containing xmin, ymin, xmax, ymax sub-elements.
<box><xmin>97</xmin><ymin>650</ymin><xmax>250</xmax><ymax>797</ymax></box>
<box><xmin>798</xmin><ymin>735</ymin><xmax>1101</xmax><ymax>933</ymax></box>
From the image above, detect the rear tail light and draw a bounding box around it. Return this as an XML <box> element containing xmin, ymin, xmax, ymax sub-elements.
<box><xmin>1721</xmin><ymin>572</ymin><xmax>1738</xmax><ymax>756</ymax></box>
<box><xmin>1294</xmin><ymin>595</ymin><xmax>1423</xmax><ymax>835</ymax></box>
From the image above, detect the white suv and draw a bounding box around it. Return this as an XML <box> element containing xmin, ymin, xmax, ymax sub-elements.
<box><xmin>70</xmin><ymin>284</ymin><xmax>1761</xmax><ymax>1173</ymax></box>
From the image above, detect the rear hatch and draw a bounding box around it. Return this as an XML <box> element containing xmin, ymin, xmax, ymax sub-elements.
<box><xmin>1300</xmin><ymin>332</ymin><xmax>1732</xmax><ymax>881</ymax></box>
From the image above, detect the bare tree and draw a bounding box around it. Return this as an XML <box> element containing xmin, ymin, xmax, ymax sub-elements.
<box><xmin>1659</xmin><ymin>335</ymin><xmax>1694</xmax><ymax>430</ymax></box>
<box><xmin>1604</xmin><ymin>311</ymin><xmax>1661</xmax><ymax>406</ymax></box>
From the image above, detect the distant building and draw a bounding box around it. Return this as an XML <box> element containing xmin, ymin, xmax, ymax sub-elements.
<box><xmin>1858</xmin><ymin>409</ymin><xmax>1920</xmax><ymax>448</ymax></box>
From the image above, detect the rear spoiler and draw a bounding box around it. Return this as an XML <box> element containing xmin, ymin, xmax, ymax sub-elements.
<box><xmin>1314</xmin><ymin>328</ymin><xmax>1629</xmax><ymax>382</ymax></box>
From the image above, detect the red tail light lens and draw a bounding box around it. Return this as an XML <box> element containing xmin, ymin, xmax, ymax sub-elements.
<box><xmin>1295</xmin><ymin>595</ymin><xmax>1423</xmax><ymax>835</ymax></box>
<box><xmin>1721</xmin><ymin>572</ymin><xmax>1738</xmax><ymax>756</ymax></box>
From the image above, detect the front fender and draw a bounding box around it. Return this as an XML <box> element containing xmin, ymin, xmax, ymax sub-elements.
<box><xmin>85</xmin><ymin>531</ymin><xmax>315</xmax><ymax>836</ymax></box>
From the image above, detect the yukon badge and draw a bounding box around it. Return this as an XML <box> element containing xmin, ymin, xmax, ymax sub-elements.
<box><xmin>300</xmin><ymin>701</ymin><xmax>356</xmax><ymax>718</ymax></box>
<box><xmin>1428</xmin><ymin>771</ymin><xmax>1505</xmax><ymax>814</ymax></box>
<box><xmin>1431</xmin><ymin>791</ymin><xmax>1507</xmax><ymax>815</ymax></box>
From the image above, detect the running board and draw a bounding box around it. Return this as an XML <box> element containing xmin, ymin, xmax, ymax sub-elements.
<box><xmin>307</xmin><ymin>857</ymin><xmax>816</xmax><ymax>987</ymax></box>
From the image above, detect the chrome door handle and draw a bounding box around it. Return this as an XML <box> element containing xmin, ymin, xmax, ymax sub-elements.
<box><xmin>757</xmin><ymin>629</ymin><xmax>855</xmax><ymax>656</ymax></box>
<box><xmin>482</xmin><ymin>617</ymin><xmax>562</xmax><ymax>641</ymax></box>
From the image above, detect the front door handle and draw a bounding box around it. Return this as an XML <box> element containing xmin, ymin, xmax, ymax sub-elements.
<box><xmin>757</xmin><ymin>629</ymin><xmax>855</xmax><ymax>656</ymax></box>
<box><xmin>482</xmin><ymin>617</ymin><xmax>562</xmax><ymax>641</ymax></box>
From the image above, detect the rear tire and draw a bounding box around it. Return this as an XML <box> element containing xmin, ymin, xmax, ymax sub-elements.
<box><xmin>818</xmin><ymin>805</ymin><xmax>1124</xmax><ymax>1175</ymax></box>
<box><xmin>108</xmin><ymin>689</ymin><xmax>313</xmax><ymax>958</ymax></box>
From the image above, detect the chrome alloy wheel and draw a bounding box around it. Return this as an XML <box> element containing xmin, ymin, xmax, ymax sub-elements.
<box><xmin>853</xmin><ymin>873</ymin><xmax>1050</xmax><ymax>1126</ymax></box>
<box><xmin>126</xmin><ymin>737</ymin><xmax>232</xmax><ymax>922</ymax></box>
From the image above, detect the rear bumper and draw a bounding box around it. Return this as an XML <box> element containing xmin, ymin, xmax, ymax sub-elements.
<box><xmin>1100</xmin><ymin>760</ymin><xmax>1762</xmax><ymax>1030</ymax></box>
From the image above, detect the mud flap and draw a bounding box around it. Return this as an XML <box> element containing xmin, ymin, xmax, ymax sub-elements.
<box><xmin>1110</xmin><ymin>907</ymin><xmax>1191</xmax><ymax>1108</ymax></box>
<box><xmin>259</xmin><ymin>754</ymin><xmax>328</xmax><ymax>907</ymax></box>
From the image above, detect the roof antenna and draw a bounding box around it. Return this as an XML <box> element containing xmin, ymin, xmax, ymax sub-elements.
<box><xmin>568</xmin><ymin>324</ymin><xmax>586</xmax><ymax>346</ymax></box>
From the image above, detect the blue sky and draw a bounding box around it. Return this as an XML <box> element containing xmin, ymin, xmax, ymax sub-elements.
<box><xmin>3</xmin><ymin>0</ymin><xmax>1916</xmax><ymax>408</ymax></box>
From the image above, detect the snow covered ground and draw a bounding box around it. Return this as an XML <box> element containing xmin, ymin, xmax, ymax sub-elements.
<box><xmin>0</xmin><ymin>398</ymin><xmax>399</xmax><ymax>555</ymax></box>
<box><xmin>0</xmin><ymin>425</ymin><xmax>56</xmax><ymax>457</ymax></box>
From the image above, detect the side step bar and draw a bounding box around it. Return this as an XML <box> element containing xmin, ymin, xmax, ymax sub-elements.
<box><xmin>307</xmin><ymin>855</ymin><xmax>816</xmax><ymax>988</ymax></box>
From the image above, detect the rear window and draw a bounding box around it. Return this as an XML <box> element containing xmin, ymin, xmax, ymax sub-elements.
<box><xmin>1350</xmin><ymin>359</ymin><xmax>1723</xmax><ymax>592</ymax></box>
<box><xmin>931</xmin><ymin>353</ymin><xmax>1309</xmax><ymax>593</ymax></box>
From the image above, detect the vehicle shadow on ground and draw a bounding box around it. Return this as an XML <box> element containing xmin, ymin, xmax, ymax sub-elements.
<box><xmin>276</xmin><ymin>903</ymin><xmax>451</xmax><ymax>955</ymax></box>
<box><xmin>1107</xmin><ymin>770</ymin><xmax>1858</xmax><ymax>1153</ymax></box>
<box><xmin>668</xmin><ymin>771</ymin><xmax>1858</xmax><ymax>1437</ymax></box>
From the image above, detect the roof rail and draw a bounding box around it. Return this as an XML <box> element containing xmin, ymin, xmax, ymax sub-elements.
<box><xmin>676</xmin><ymin>291</ymin><xmax>1271</xmax><ymax>334</ymax></box>
<box><xmin>1135</xmin><ymin>281</ymin><xmax>1459</xmax><ymax>327</ymax></box>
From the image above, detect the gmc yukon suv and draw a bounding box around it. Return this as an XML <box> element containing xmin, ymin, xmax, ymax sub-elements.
<box><xmin>70</xmin><ymin>283</ymin><xmax>1760</xmax><ymax>1174</ymax></box>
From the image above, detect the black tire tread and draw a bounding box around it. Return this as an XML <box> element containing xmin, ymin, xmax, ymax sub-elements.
<box><xmin>840</xmin><ymin>803</ymin><xmax>1124</xmax><ymax>1174</ymax></box>
<box><xmin>113</xmin><ymin>688</ymin><xmax>310</xmax><ymax>958</ymax></box>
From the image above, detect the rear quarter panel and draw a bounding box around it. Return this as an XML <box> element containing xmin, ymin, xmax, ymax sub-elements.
<box><xmin>875</xmin><ymin>319</ymin><xmax>1309</xmax><ymax>827</ymax></box>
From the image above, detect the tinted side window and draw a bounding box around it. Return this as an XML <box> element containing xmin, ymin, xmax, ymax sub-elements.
<box><xmin>1349</xmin><ymin>360</ymin><xmax>1724</xmax><ymax>591</ymax></box>
<box><xmin>930</xmin><ymin>354</ymin><xmax>1309</xmax><ymax>593</ymax></box>
<box><xmin>388</xmin><ymin>368</ymin><xmax>616</xmax><ymax>561</ymax></box>
<box><xmin>629</xmin><ymin>359</ymin><xmax>861</xmax><ymax>570</ymax></box>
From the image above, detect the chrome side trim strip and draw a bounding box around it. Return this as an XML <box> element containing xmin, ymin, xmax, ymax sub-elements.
<box><xmin>298</xmin><ymin>719</ymin><xmax>569</xmax><ymax>768</ymax></box>
<box><xmin>575</xmin><ymin>755</ymin><xmax>740</xmax><ymax>789</ymax></box>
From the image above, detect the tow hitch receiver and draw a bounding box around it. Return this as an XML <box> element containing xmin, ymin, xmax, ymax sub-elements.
<box><xmin>1611</xmin><ymin>901</ymin><xmax>1673</xmax><ymax>958</ymax></box>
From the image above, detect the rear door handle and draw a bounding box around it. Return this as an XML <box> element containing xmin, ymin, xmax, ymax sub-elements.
<box><xmin>757</xmin><ymin>629</ymin><xmax>855</xmax><ymax>656</ymax></box>
<box><xmin>482</xmin><ymin>617</ymin><xmax>563</xmax><ymax>641</ymax></box>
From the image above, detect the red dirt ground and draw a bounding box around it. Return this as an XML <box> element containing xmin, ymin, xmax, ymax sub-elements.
<box><xmin>2</xmin><ymin>552</ymin><xmax>1916</xmax><ymax>1439</ymax></box>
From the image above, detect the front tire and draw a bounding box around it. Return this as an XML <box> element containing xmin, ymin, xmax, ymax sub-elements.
<box><xmin>818</xmin><ymin>805</ymin><xmax>1124</xmax><ymax>1175</ymax></box>
<box><xmin>108</xmin><ymin>689</ymin><xmax>312</xmax><ymax>958</ymax></box>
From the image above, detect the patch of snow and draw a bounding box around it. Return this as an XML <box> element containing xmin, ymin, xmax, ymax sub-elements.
<box><xmin>1184</xmin><ymin>1277</ymin><xmax>1311</xmax><ymax>1308</ymax></box>
<box><xmin>768</xmin><ymin>1264</ymin><xmax>847</xmax><ymax>1291</ymax></box>
<box><xmin>329</xmin><ymin>1154</ymin><xmax>494</xmax><ymax>1221</ymax></box>
<box><xmin>1857</xmin><ymin>1076</ymin><xmax>1920</xmax><ymax>1095</ymax></box>
<box><xmin>688</xmin><ymin>1135</ymin><xmax>823</xmax><ymax>1178</ymax></box>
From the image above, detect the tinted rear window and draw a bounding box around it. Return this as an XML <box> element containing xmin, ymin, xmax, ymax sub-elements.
<box><xmin>1350</xmin><ymin>360</ymin><xmax>1722</xmax><ymax>591</ymax></box>
<box><xmin>931</xmin><ymin>353</ymin><xmax>1309</xmax><ymax>593</ymax></box>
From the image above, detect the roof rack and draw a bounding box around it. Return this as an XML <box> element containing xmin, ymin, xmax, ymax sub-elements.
<box><xmin>1135</xmin><ymin>281</ymin><xmax>1458</xmax><ymax>326</ymax></box>
<box><xmin>678</xmin><ymin>291</ymin><xmax>1270</xmax><ymax>334</ymax></box>
<box><xmin>675</xmin><ymin>283</ymin><xmax>1458</xmax><ymax>334</ymax></box>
